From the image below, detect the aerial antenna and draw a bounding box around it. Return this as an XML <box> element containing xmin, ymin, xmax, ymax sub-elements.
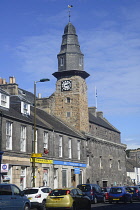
<box><xmin>68</xmin><ymin>5</ymin><xmax>73</xmax><ymax>22</ymax></box>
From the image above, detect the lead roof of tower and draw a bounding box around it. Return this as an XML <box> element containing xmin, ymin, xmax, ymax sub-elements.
<box><xmin>58</xmin><ymin>22</ymin><xmax>82</xmax><ymax>55</ymax></box>
<box><xmin>64</xmin><ymin>22</ymin><xmax>76</xmax><ymax>34</ymax></box>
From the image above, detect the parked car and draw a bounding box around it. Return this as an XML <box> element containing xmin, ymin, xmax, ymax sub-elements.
<box><xmin>125</xmin><ymin>186</ymin><xmax>140</xmax><ymax>201</ymax></box>
<box><xmin>0</xmin><ymin>183</ymin><xmax>31</xmax><ymax>210</ymax></box>
<box><xmin>109</xmin><ymin>186</ymin><xmax>132</xmax><ymax>203</ymax></box>
<box><xmin>77</xmin><ymin>184</ymin><xmax>105</xmax><ymax>204</ymax></box>
<box><xmin>101</xmin><ymin>187</ymin><xmax>110</xmax><ymax>201</ymax></box>
<box><xmin>23</xmin><ymin>186</ymin><xmax>52</xmax><ymax>210</ymax></box>
<box><xmin>45</xmin><ymin>187</ymin><xmax>91</xmax><ymax>210</ymax></box>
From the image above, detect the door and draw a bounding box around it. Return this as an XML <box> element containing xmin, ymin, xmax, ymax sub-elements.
<box><xmin>54</xmin><ymin>168</ymin><xmax>58</xmax><ymax>189</ymax></box>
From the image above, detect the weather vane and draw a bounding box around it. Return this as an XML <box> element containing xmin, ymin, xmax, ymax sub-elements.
<box><xmin>68</xmin><ymin>5</ymin><xmax>73</xmax><ymax>22</ymax></box>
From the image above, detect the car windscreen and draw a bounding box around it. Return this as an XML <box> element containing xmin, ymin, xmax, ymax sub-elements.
<box><xmin>24</xmin><ymin>189</ymin><xmax>38</xmax><ymax>194</ymax></box>
<box><xmin>41</xmin><ymin>188</ymin><xmax>50</xmax><ymax>193</ymax></box>
<box><xmin>0</xmin><ymin>185</ymin><xmax>12</xmax><ymax>195</ymax></box>
<box><xmin>49</xmin><ymin>190</ymin><xmax>69</xmax><ymax>196</ymax></box>
<box><xmin>77</xmin><ymin>185</ymin><xmax>91</xmax><ymax>192</ymax></box>
<box><xmin>110</xmin><ymin>188</ymin><xmax>122</xmax><ymax>194</ymax></box>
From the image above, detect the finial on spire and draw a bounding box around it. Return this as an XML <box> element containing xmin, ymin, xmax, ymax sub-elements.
<box><xmin>68</xmin><ymin>5</ymin><xmax>73</xmax><ymax>22</ymax></box>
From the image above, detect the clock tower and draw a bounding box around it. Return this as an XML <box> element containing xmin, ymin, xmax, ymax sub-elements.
<box><xmin>52</xmin><ymin>22</ymin><xmax>90</xmax><ymax>132</ymax></box>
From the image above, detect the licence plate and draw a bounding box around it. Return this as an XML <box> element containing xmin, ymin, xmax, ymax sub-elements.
<box><xmin>113</xmin><ymin>198</ymin><xmax>119</xmax><ymax>200</ymax></box>
<box><xmin>28</xmin><ymin>197</ymin><xmax>32</xmax><ymax>200</ymax></box>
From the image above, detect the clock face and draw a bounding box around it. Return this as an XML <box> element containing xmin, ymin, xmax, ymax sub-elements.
<box><xmin>61</xmin><ymin>80</ymin><xmax>72</xmax><ymax>91</ymax></box>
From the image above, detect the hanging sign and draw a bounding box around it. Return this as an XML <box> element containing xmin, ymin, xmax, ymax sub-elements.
<box><xmin>1</xmin><ymin>164</ymin><xmax>9</xmax><ymax>173</ymax></box>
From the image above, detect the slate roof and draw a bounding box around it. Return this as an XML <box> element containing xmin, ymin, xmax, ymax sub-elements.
<box><xmin>0</xmin><ymin>88</ymin><xmax>10</xmax><ymax>95</ymax></box>
<box><xmin>126</xmin><ymin>158</ymin><xmax>140</xmax><ymax>172</ymax></box>
<box><xmin>0</xmin><ymin>95</ymin><xmax>85</xmax><ymax>140</ymax></box>
<box><xmin>89</xmin><ymin>111</ymin><xmax>120</xmax><ymax>133</ymax></box>
<box><xmin>18</xmin><ymin>88</ymin><xmax>34</xmax><ymax>105</ymax></box>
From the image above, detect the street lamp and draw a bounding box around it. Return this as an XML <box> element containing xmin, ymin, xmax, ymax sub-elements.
<box><xmin>32</xmin><ymin>78</ymin><xmax>50</xmax><ymax>187</ymax></box>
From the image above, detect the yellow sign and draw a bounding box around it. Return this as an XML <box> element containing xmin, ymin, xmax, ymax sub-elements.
<box><xmin>30</xmin><ymin>158</ymin><xmax>53</xmax><ymax>164</ymax></box>
<box><xmin>31</xmin><ymin>153</ymin><xmax>42</xmax><ymax>158</ymax></box>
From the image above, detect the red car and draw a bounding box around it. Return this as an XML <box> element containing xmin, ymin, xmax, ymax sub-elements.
<box><xmin>101</xmin><ymin>187</ymin><xmax>110</xmax><ymax>200</ymax></box>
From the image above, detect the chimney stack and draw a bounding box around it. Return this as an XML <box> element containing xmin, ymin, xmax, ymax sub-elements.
<box><xmin>9</xmin><ymin>76</ymin><xmax>16</xmax><ymax>84</ymax></box>
<box><xmin>97</xmin><ymin>111</ymin><xmax>103</xmax><ymax>118</ymax></box>
<box><xmin>88</xmin><ymin>107</ymin><xmax>96</xmax><ymax>116</ymax></box>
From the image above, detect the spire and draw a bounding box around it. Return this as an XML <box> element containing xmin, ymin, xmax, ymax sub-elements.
<box><xmin>53</xmin><ymin>22</ymin><xmax>90</xmax><ymax>79</ymax></box>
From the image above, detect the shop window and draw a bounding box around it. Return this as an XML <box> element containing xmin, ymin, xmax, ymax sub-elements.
<box><xmin>62</xmin><ymin>169</ymin><xmax>67</xmax><ymax>188</ymax></box>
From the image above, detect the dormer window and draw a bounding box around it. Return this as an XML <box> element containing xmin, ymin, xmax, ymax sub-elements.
<box><xmin>21</xmin><ymin>101</ymin><xmax>30</xmax><ymax>116</ymax></box>
<box><xmin>0</xmin><ymin>93</ymin><xmax>10</xmax><ymax>108</ymax></box>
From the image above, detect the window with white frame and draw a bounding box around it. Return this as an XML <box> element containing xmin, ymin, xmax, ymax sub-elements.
<box><xmin>0</xmin><ymin>93</ymin><xmax>9</xmax><ymax>108</ymax></box>
<box><xmin>77</xmin><ymin>140</ymin><xmax>80</xmax><ymax>160</ymax></box>
<box><xmin>20</xmin><ymin>125</ymin><xmax>26</xmax><ymax>152</ymax></box>
<box><xmin>68</xmin><ymin>138</ymin><xmax>72</xmax><ymax>159</ymax></box>
<box><xmin>32</xmin><ymin>130</ymin><xmax>38</xmax><ymax>153</ymax></box>
<box><xmin>59</xmin><ymin>136</ymin><xmax>62</xmax><ymax>157</ymax></box>
<box><xmin>43</xmin><ymin>132</ymin><xmax>48</xmax><ymax>149</ymax></box>
<box><xmin>21</xmin><ymin>101</ymin><xmax>30</xmax><ymax>116</ymax></box>
<box><xmin>6</xmin><ymin>121</ymin><xmax>12</xmax><ymax>150</ymax></box>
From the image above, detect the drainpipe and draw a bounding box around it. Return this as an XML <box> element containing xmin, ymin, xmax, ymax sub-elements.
<box><xmin>0</xmin><ymin>111</ymin><xmax>4</xmax><ymax>183</ymax></box>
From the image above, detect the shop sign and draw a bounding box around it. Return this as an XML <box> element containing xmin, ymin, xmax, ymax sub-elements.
<box><xmin>3</xmin><ymin>175</ymin><xmax>11</xmax><ymax>181</ymax></box>
<box><xmin>53</xmin><ymin>160</ymin><xmax>86</xmax><ymax>167</ymax></box>
<box><xmin>30</xmin><ymin>158</ymin><xmax>53</xmax><ymax>164</ymax></box>
<box><xmin>74</xmin><ymin>168</ymin><xmax>80</xmax><ymax>174</ymax></box>
<box><xmin>1</xmin><ymin>164</ymin><xmax>9</xmax><ymax>173</ymax></box>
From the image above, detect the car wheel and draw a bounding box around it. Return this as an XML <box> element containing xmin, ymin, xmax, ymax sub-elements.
<box><xmin>41</xmin><ymin>200</ymin><xmax>46</xmax><ymax>210</ymax></box>
<box><xmin>24</xmin><ymin>204</ymin><xmax>30</xmax><ymax>210</ymax></box>
<box><xmin>87</xmin><ymin>201</ymin><xmax>91</xmax><ymax>210</ymax></box>
<box><xmin>71</xmin><ymin>202</ymin><xmax>77</xmax><ymax>210</ymax></box>
<box><xmin>124</xmin><ymin>197</ymin><xmax>127</xmax><ymax>204</ymax></box>
<box><xmin>130</xmin><ymin>198</ymin><xmax>133</xmax><ymax>203</ymax></box>
<box><xmin>93</xmin><ymin>197</ymin><xmax>97</xmax><ymax>204</ymax></box>
<box><xmin>103</xmin><ymin>196</ymin><xmax>106</xmax><ymax>203</ymax></box>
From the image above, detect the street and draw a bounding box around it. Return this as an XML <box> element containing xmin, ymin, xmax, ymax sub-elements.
<box><xmin>32</xmin><ymin>201</ymin><xmax>140</xmax><ymax>210</ymax></box>
<box><xmin>91</xmin><ymin>201</ymin><xmax>140</xmax><ymax>210</ymax></box>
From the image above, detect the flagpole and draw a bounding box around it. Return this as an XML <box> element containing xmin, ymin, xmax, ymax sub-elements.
<box><xmin>95</xmin><ymin>86</ymin><xmax>97</xmax><ymax>114</ymax></box>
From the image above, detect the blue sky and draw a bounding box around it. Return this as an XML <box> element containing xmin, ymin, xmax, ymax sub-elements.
<box><xmin>0</xmin><ymin>0</ymin><xmax>140</xmax><ymax>149</ymax></box>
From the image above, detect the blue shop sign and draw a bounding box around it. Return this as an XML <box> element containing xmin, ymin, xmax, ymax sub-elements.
<box><xmin>53</xmin><ymin>160</ymin><xmax>86</xmax><ymax>167</ymax></box>
<box><xmin>74</xmin><ymin>168</ymin><xmax>80</xmax><ymax>174</ymax></box>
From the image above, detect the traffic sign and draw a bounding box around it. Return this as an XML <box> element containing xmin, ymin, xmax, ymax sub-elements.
<box><xmin>31</xmin><ymin>153</ymin><xmax>42</xmax><ymax>158</ymax></box>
